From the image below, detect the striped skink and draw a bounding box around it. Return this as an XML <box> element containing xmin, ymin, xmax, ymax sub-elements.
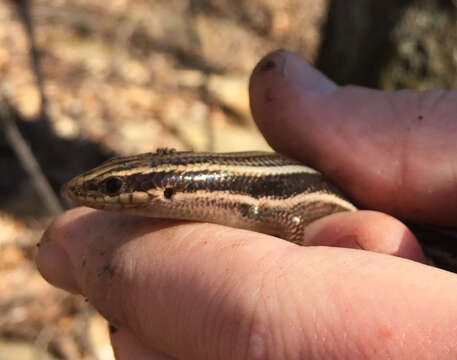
<box><xmin>64</xmin><ymin>148</ymin><xmax>457</xmax><ymax>270</ymax></box>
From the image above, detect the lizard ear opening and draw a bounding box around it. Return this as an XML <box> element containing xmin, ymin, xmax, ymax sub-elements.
<box><xmin>163</xmin><ymin>187</ymin><xmax>175</xmax><ymax>199</ymax></box>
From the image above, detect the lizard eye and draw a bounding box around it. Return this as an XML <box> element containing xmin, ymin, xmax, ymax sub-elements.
<box><xmin>103</xmin><ymin>177</ymin><xmax>123</xmax><ymax>195</ymax></box>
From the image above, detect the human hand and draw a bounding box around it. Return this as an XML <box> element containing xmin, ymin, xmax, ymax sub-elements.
<box><xmin>37</xmin><ymin>49</ymin><xmax>457</xmax><ymax>359</ymax></box>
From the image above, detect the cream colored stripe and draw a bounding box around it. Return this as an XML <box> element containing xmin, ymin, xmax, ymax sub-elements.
<box><xmin>90</xmin><ymin>152</ymin><xmax>285</xmax><ymax>173</ymax></box>
<box><xmin>87</xmin><ymin>163</ymin><xmax>320</xmax><ymax>181</ymax></box>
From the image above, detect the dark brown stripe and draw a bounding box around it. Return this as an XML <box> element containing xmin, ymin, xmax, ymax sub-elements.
<box><xmin>121</xmin><ymin>170</ymin><xmax>344</xmax><ymax>199</ymax></box>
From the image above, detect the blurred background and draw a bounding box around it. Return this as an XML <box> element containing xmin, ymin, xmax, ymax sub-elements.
<box><xmin>0</xmin><ymin>0</ymin><xmax>456</xmax><ymax>358</ymax></box>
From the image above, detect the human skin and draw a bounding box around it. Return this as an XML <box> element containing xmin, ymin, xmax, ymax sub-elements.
<box><xmin>37</xmin><ymin>49</ymin><xmax>457</xmax><ymax>359</ymax></box>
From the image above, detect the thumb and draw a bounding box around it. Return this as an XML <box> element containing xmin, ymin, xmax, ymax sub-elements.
<box><xmin>250</xmin><ymin>49</ymin><xmax>457</xmax><ymax>225</ymax></box>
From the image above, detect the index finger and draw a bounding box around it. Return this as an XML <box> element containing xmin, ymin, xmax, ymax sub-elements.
<box><xmin>249</xmin><ymin>49</ymin><xmax>457</xmax><ymax>226</ymax></box>
<box><xmin>37</xmin><ymin>208</ymin><xmax>457</xmax><ymax>359</ymax></box>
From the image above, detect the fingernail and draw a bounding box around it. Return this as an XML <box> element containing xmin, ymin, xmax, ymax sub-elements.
<box><xmin>36</xmin><ymin>242</ymin><xmax>81</xmax><ymax>294</ymax></box>
<box><xmin>335</xmin><ymin>235</ymin><xmax>364</xmax><ymax>249</ymax></box>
